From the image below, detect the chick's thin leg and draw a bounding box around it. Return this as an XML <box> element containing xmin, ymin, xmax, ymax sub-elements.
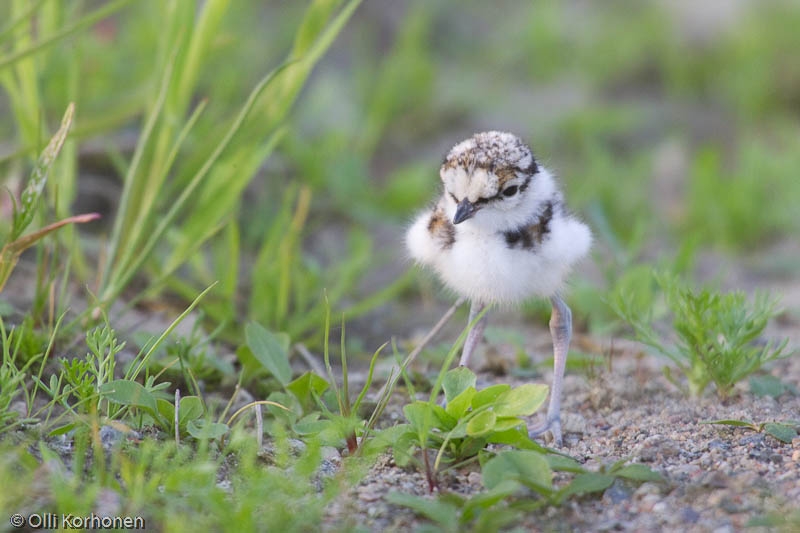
<box><xmin>529</xmin><ymin>294</ymin><xmax>572</xmax><ymax>446</ymax></box>
<box><xmin>459</xmin><ymin>301</ymin><xmax>487</xmax><ymax>368</ymax></box>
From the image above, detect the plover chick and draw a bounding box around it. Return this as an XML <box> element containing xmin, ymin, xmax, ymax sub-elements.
<box><xmin>406</xmin><ymin>131</ymin><xmax>591</xmax><ymax>446</ymax></box>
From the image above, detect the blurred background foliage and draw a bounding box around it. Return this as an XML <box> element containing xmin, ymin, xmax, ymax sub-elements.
<box><xmin>1</xmin><ymin>0</ymin><xmax>800</xmax><ymax>349</ymax></box>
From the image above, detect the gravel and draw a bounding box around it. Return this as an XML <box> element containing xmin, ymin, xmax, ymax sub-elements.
<box><xmin>325</xmin><ymin>342</ymin><xmax>800</xmax><ymax>532</ymax></box>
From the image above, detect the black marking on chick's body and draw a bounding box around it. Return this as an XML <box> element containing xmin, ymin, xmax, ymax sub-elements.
<box><xmin>503</xmin><ymin>200</ymin><xmax>555</xmax><ymax>250</ymax></box>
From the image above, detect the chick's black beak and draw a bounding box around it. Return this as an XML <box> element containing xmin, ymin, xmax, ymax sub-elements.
<box><xmin>453</xmin><ymin>198</ymin><xmax>477</xmax><ymax>224</ymax></box>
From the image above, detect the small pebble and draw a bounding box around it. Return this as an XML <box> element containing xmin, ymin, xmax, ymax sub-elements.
<box><xmin>562</xmin><ymin>413</ymin><xmax>587</xmax><ymax>434</ymax></box>
<box><xmin>739</xmin><ymin>434</ymin><xmax>765</xmax><ymax>446</ymax></box>
<box><xmin>681</xmin><ymin>507</ymin><xmax>700</xmax><ymax>524</ymax></box>
<box><xmin>603</xmin><ymin>479</ymin><xmax>631</xmax><ymax>504</ymax></box>
<box><xmin>652</xmin><ymin>501</ymin><xmax>668</xmax><ymax>513</ymax></box>
<box><xmin>702</xmin><ymin>471</ymin><xmax>729</xmax><ymax>488</ymax></box>
<box><xmin>467</xmin><ymin>471</ymin><xmax>481</xmax><ymax>486</ymax></box>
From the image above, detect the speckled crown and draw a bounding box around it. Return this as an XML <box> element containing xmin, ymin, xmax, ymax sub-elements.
<box><xmin>442</xmin><ymin>131</ymin><xmax>538</xmax><ymax>184</ymax></box>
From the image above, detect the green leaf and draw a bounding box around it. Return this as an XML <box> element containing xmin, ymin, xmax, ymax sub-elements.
<box><xmin>404</xmin><ymin>401</ymin><xmax>434</xmax><ymax>433</ymax></box>
<box><xmin>391</xmin><ymin>429</ymin><xmax>419</xmax><ymax>467</ymax></box>
<box><xmin>266</xmin><ymin>391</ymin><xmax>299</xmax><ymax>424</ymax></box>
<box><xmin>186</xmin><ymin>420</ymin><xmax>229</xmax><ymax>440</ymax></box>
<box><xmin>749</xmin><ymin>375</ymin><xmax>789</xmax><ymax>398</ymax></box>
<box><xmin>613</xmin><ymin>464</ymin><xmax>665</xmax><ymax>482</ymax></box>
<box><xmin>487</xmin><ymin>427</ymin><xmax>547</xmax><ymax>452</ymax></box>
<box><xmin>385</xmin><ymin>491</ymin><xmax>458</xmax><ymax>527</ymax></box>
<box><xmin>245</xmin><ymin>322</ymin><xmax>292</xmax><ymax>386</ymax></box>
<box><xmin>445</xmin><ymin>386</ymin><xmax>476</xmax><ymax>419</ymax></box>
<box><xmin>494</xmin><ymin>384</ymin><xmax>549</xmax><ymax>417</ymax></box>
<box><xmin>179</xmin><ymin>396</ymin><xmax>205</xmax><ymax>424</ymax></box>
<box><xmin>48</xmin><ymin>423</ymin><xmax>77</xmax><ymax>437</ymax></box>
<box><xmin>287</xmin><ymin>371</ymin><xmax>330</xmax><ymax>411</ymax></box>
<box><xmin>764</xmin><ymin>422</ymin><xmax>797</xmax><ymax>444</ymax></box>
<box><xmin>482</xmin><ymin>450</ymin><xmax>552</xmax><ymax>491</ymax></box>
<box><xmin>157</xmin><ymin>398</ymin><xmax>174</xmax><ymax>425</ymax></box>
<box><xmin>99</xmin><ymin>380</ymin><xmax>157</xmax><ymax>414</ymax></box>
<box><xmin>431</xmin><ymin>402</ymin><xmax>457</xmax><ymax>430</ymax></box>
<box><xmin>492</xmin><ymin>417</ymin><xmax>525</xmax><ymax>432</ymax></box>
<box><xmin>461</xmin><ymin>480</ymin><xmax>519</xmax><ymax>519</ymax></box>
<box><xmin>294</xmin><ymin>414</ymin><xmax>332</xmax><ymax>435</ymax></box>
<box><xmin>701</xmin><ymin>419</ymin><xmax>759</xmax><ymax>429</ymax></box>
<box><xmin>471</xmin><ymin>384</ymin><xmax>511</xmax><ymax>409</ymax></box>
<box><xmin>561</xmin><ymin>473</ymin><xmax>615</xmax><ymax>498</ymax></box>
<box><xmin>466</xmin><ymin>410</ymin><xmax>497</xmax><ymax>437</ymax></box>
<box><xmin>442</xmin><ymin>367</ymin><xmax>476</xmax><ymax>403</ymax></box>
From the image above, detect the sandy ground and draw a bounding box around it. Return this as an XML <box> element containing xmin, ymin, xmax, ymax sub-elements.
<box><xmin>325</xmin><ymin>332</ymin><xmax>800</xmax><ymax>532</ymax></box>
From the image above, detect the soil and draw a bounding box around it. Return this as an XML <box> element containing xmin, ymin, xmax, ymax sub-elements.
<box><xmin>324</xmin><ymin>325</ymin><xmax>800</xmax><ymax>532</ymax></box>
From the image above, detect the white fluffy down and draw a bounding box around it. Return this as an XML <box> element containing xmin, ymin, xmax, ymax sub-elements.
<box><xmin>406</xmin><ymin>166</ymin><xmax>591</xmax><ymax>305</ymax></box>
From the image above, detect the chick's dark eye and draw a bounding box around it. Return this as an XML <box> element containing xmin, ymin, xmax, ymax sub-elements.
<box><xmin>502</xmin><ymin>185</ymin><xmax>518</xmax><ymax>197</ymax></box>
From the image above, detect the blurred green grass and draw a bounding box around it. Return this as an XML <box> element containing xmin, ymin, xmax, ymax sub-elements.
<box><xmin>2</xmin><ymin>0</ymin><xmax>800</xmax><ymax>338</ymax></box>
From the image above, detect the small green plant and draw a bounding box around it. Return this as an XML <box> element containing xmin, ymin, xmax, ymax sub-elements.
<box><xmin>611</xmin><ymin>272</ymin><xmax>790</xmax><ymax>398</ymax></box>
<box><xmin>0</xmin><ymin>425</ymin><xmax>346</xmax><ymax>532</ymax></box>
<box><xmin>0</xmin><ymin>314</ymin><xmax>68</xmax><ymax>433</ymax></box>
<box><xmin>0</xmin><ymin>319</ymin><xmax>34</xmax><ymax>429</ymax></box>
<box><xmin>146</xmin><ymin>318</ymin><xmax>235</xmax><ymax>389</ymax></box>
<box><xmin>60</xmin><ymin>324</ymin><xmax>124</xmax><ymax>415</ymax></box>
<box><xmin>748</xmin><ymin>373</ymin><xmax>797</xmax><ymax>398</ymax></box>
<box><xmin>702</xmin><ymin>419</ymin><xmax>799</xmax><ymax>444</ymax></box>
<box><xmin>242</xmin><ymin>304</ymin><xmax>387</xmax><ymax>455</ymax></box>
<box><xmin>389</xmin><ymin>452</ymin><xmax>663</xmax><ymax>531</ymax></box>
<box><xmin>392</xmin><ymin>366</ymin><xmax>549</xmax><ymax>491</ymax></box>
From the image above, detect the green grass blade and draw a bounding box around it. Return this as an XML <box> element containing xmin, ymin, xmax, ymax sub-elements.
<box><xmin>0</xmin><ymin>0</ymin><xmax>135</xmax><ymax>71</ymax></box>
<box><xmin>100</xmin><ymin>51</ymin><xmax>178</xmax><ymax>296</ymax></box>
<box><xmin>0</xmin><ymin>0</ymin><xmax>48</xmax><ymax>43</ymax></box>
<box><xmin>126</xmin><ymin>282</ymin><xmax>217</xmax><ymax>381</ymax></box>
<box><xmin>104</xmin><ymin>60</ymin><xmax>295</xmax><ymax>305</ymax></box>
<box><xmin>122</xmin><ymin>98</ymin><xmax>209</xmax><ymax>277</ymax></box>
